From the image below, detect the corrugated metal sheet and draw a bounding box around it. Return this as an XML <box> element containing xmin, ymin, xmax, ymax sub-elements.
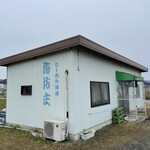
<box><xmin>6</xmin><ymin>48</ymin><xmax>144</xmax><ymax>135</ymax></box>
<box><xmin>6</xmin><ymin>50</ymin><xmax>75</xmax><ymax>133</ymax></box>
<box><xmin>71</xmin><ymin>50</ymin><xmax>143</xmax><ymax>134</ymax></box>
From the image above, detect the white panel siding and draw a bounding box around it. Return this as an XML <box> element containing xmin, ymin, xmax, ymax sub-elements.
<box><xmin>6</xmin><ymin>50</ymin><xmax>75</xmax><ymax>133</ymax></box>
<box><xmin>136</xmin><ymin>82</ymin><xmax>144</xmax><ymax>108</ymax></box>
<box><xmin>72</xmin><ymin>50</ymin><xmax>142</xmax><ymax>134</ymax></box>
<box><xmin>6</xmin><ymin>48</ymin><xmax>144</xmax><ymax>136</ymax></box>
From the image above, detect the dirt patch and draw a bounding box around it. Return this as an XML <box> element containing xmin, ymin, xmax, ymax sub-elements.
<box><xmin>0</xmin><ymin>104</ymin><xmax>150</xmax><ymax>150</ymax></box>
<box><xmin>0</xmin><ymin>121</ymin><xmax>150</xmax><ymax>150</ymax></box>
<box><xmin>145</xmin><ymin>88</ymin><xmax>150</xmax><ymax>98</ymax></box>
<box><xmin>146</xmin><ymin>103</ymin><xmax>150</xmax><ymax>119</ymax></box>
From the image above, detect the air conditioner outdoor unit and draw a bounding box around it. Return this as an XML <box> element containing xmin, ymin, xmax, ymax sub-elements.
<box><xmin>44</xmin><ymin>120</ymin><xmax>67</xmax><ymax>142</ymax></box>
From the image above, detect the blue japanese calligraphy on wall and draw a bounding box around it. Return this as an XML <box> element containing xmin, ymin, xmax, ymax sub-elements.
<box><xmin>55</xmin><ymin>62</ymin><xmax>59</xmax><ymax>96</ymax></box>
<box><xmin>43</xmin><ymin>77</ymin><xmax>50</xmax><ymax>90</ymax></box>
<box><xmin>43</xmin><ymin>62</ymin><xmax>50</xmax><ymax>74</ymax></box>
<box><xmin>42</xmin><ymin>62</ymin><xmax>60</xmax><ymax>106</ymax></box>
<box><xmin>43</xmin><ymin>62</ymin><xmax>51</xmax><ymax>106</ymax></box>
<box><xmin>43</xmin><ymin>92</ymin><xmax>50</xmax><ymax>106</ymax></box>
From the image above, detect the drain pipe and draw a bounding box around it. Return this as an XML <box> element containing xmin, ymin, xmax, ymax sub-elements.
<box><xmin>65</xmin><ymin>70</ymin><xmax>69</xmax><ymax>139</ymax></box>
<box><xmin>134</xmin><ymin>81</ymin><xmax>138</xmax><ymax>120</ymax></box>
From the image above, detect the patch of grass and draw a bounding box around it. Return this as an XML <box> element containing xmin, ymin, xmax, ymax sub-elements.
<box><xmin>0</xmin><ymin>104</ymin><xmax>150</xmax><ymax>150</ymax></box>
<box><xmin>0</xmin><ymin>99</ymin><xmax>6</xmax><ymax>110</ymax></box>
<box><xmin>31</xmin><ymin>129</ymin><xmax>43</xmax><ymax>134</ymax></box>
<box><xmin>0</xmin><ymin>121</ymin><xmax>150</xmax><ymax>150</ymax></box>
<box><xmin>12</xmin><ymin>125</ymin><xmax>20</xmax><ymax>130</ymax></box>
<box><xmin>145</xmin><ymin>97</ymin><xmax>150</xmax><ymax>100</ymax></box>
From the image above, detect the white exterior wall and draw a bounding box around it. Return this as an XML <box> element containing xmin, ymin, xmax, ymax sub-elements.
<box><xmin>136</xmin><ymin>82</ymin><xmax>144</xmax><ymax>108</ymax></box>
<box><xmin>6</xmin><ymin>50</ymin><xmax>75</xmax><ymax>134</ymax></box>
<box><xmin>71</xmin><ymin>50</ymin><xmax>143</xmax><ymax>134</ymax></box>
<box><xmin>129</xmin><ymin>82</ymin><xmax>144</xmax><ymax>111</ymax></box>
<box><xmin>6</xmin><ymin>48</ymin><xmax>144</xmax><ymax>136</ymax></box>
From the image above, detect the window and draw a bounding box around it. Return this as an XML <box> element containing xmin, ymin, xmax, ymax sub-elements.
<box><xmin>136</xmin><ymin>83</ymin><xmax>140</xmax><ymax>98</ymax></box>
<box><xmin>118</xmin><ymin>81</ymin><xmax>140</xmax><ymax>99</ymax></box>
<box><xmin>90</xmin><ymin>82</ymin><xmax>110</xmax><ymax>107</ymax></box>
<box><xmin>21</xmin><ymin>85</ymin><xmax>32</xmax><ymax>95</ymax></box>
<box><xmin>118</xmin><ymin>82</ymin><xmax>130</xmax><ymax>99</ymax></box>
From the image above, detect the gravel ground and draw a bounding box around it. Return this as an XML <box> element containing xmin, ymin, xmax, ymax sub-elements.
<box><xmin>128</xmin><ymin>135</ymin><xmax>150</xmax><ymax>150</ymax></box>
<box><xmin>0</xmin><ymin>120</ymin><xmax>150</xmax><ymax>150</ymax></box>
<box><xmin>0</xmin><ymin>103</ymin><xmax>150</xmax><ymax>150</ymax></box>
<box><xmin>117</xmin><ymin>134</ymin><xmax>150</xmax><ymax>150</ymax></box>
<box><xmin>112</xmin><ymin>120</ymin><xmax>150</xmax><ymax>150</ymax></box>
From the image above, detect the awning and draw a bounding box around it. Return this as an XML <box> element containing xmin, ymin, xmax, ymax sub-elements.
<box><xmin>116</xmin><ymin>72</ymin><xmax>144</xmax><ymax>82</ymax></box>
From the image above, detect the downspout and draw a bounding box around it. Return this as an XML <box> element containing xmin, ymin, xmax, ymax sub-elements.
<box><xmin>134</xmin><ymin>81</ymin><xmax>138</xmax><ymax>120</ymax></box>
<box><xmin>143</xmin><ymin>81</ymin><xmax>147</xmax><ymax>117</ymax></box>
<box><xmin>65</xmin><ymin>70</ymin><xmax>69</xmax><ymax>139</ymax></box>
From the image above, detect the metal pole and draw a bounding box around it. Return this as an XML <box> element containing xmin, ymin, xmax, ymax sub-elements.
<box><xmin>65</xmin><ymin>70</ymin><xmax>69</xmax><ymax>139</ymax></box>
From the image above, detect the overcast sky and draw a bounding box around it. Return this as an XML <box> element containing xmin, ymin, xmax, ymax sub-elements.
<box><xmin>0</xmin><ymin>0</ymin><xmax>150</xmax><ymax>80</ymax></box>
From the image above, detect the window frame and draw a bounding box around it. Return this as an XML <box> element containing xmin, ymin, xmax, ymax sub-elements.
<box><xmin>21</xmin><ymin>85</ymin><xmax>32</xmax><ymax>96</ymax></box>
<box><xmin>90</xmin><ymin>81</ymin><xmax>110</xmax><ymax>108</ymax></box>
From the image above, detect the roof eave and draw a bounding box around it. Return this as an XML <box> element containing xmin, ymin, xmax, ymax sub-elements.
<box><xmin>79</xmin><ymin>36</ymin><xmax>148</xmax><ymax>72</ymax></box>
<box><xmin>0</xmin><ymin>35</ymin><xmax>148</xmax><ymax>72</ymax></box>
<box><xmin>0</xmin><ymin>35</ymin><xmax>81</xmax><ymax>66</ymax></box>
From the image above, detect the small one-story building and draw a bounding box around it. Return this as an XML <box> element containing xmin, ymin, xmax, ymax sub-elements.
<box><xmin>0</xmin><ymin>35</ymin><xmax>148</xmax><ymax>140</ymax></box>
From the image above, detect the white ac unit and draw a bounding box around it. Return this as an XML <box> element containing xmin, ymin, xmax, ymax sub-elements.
<box><xmin>43</xmin><ymin>120</ymin><xmax>67</xmax><ymax>142</ymax></box>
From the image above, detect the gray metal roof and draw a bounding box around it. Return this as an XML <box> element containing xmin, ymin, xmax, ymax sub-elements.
<box><xmin>0</xmin><ymin>35</ymin><xmax>148</xmax><ymax>72</ymax></box>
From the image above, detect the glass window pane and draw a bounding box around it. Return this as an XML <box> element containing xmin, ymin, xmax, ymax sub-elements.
<box><xmin>101</xmin><ymin>83</ymin><xmax>109</xmax><ymax>103</ymax></box>
<box><xmin>91</xmin><ymin>83</ymin><xmax>101</xmax><ymax>106</ymax></box>
<box><xmin>21</xmin><ymin>85</ymin><xmax>32</xmax><ymax>95</ymax></box>
<box><xmin>26</xmin><ymin>86</ymin><xmax>31</xmax><ymax>94</ymax></box>
<box><xmin>91</xmin><ymin>82</ymin><xmax>110</xmax><ymax>107</ymax></box>
<box><xmin>118</xmin><ymin>82</ymin><xmax>129</xmax><ymax>99</ymax></box>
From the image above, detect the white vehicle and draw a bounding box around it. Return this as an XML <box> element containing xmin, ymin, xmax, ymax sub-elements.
<box><xmin>0</xmin><ymin>108</ymin><xmax>6</xmax><ymax>115</ymax></box>
<box><xmin>0</xmin><ymin>108</ymin><xmax>6</xmax><ymax>124</ymax></box>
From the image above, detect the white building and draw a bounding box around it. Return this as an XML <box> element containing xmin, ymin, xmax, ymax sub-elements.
<box><xmin>0</xmin><ymin>35</ymin><xmax>148</xmax><ymax>140</ymax></box>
